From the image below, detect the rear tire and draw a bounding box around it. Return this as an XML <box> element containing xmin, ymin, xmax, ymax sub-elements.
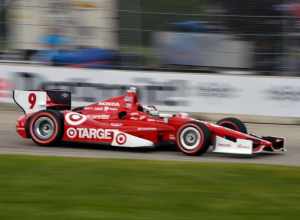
<box><xmin>28</xmin><ymin>110</ymin><xmax>64</xmax><ymax>146</ymax></box>
<box><xmin>176</xmin><ymin>122</ymin><xmax>211</xmax><ymax>156</ymax></box>
<box><xmin>216</xmin><ymin>117</ymin><xmax>247</xmax><ymax>133</ymax></box>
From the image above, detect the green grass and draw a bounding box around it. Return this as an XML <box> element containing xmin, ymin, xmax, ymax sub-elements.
<box><xmin>0</xmin><ymin>155</ymin><xmax>300</xmax><ymax>220</ymax></box>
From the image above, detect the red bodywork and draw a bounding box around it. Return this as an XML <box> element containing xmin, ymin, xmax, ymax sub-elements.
<box><xmin>16</xmin><ymin>89</ymin><xmax>284</xmax><ymax>154</ymax></box>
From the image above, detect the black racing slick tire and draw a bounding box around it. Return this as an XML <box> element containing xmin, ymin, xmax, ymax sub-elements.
<box><xmin>28</xmin><ymin>110</ymin><xmax>64</xmax><ymax>146</ymax></box>
<box><xmin>176</xmin><ymin>122</ymin><xmax>211</xmax><ymax>156</ymax></box>
<box><xmin>216</xmin><ymin>117</ymin><xmax>247</xmax><ymax>134</ymax></box>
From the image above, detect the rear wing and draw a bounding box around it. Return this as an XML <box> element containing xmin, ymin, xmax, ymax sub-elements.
<box><xmin>13</xmin><ymin>90</ymin><xmax>71</xmax><ymax>114</ymax></box>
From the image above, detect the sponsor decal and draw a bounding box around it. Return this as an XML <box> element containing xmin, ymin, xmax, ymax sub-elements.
<box><xmin>90</xmin><ymin>115</ymin><xmax>110</xmax><ymax>120</ymax></box>
<box><xmin>133</xmin><ymin>78</ymin><xmax>187</xmax><ymax>106</ymax></box>
<box><xmin>103</xmin><ymin>106</ymin><xmax>118</xmax><ymax>111</ymax></box>
<box><xmin>265</xmin><ymin>86</ymin><xmax>300</xmax><ymax>101</ymax></box>
<box><xmin>110</xmin><ymin>123</ymin><xmax>123</xmax><ymax>127</ymax></box>
<box><xmin>66</xmin><ymin>127</ymin><xmax>114</xmax><ymax>139</ymax></box>
<box><xmin>17</xmin><ymin>127</ymin><xmax>25</xmax><ymax>131</ymax></box>
<box><xmin>218</xmin><ymin>143</ymin><xmax>231</xmax><ymax>147</ymax></box>
<box><xmin>130</xmin><ymin>115</ymin><xmax>147</xmax><ymax>121</ymax></box>
<box><xmin>237</xmin><ymin>144</ymin><xmax>250</xmax><ymax>149</ymax></box>
<box><xmin>66</xmin><ymin>127</ymin><xmax>77</xmax><ymax>138</ymax></box>
<box><xmin>198</xmin><ymin>82</ymin><xmax>239</xmax><ymax>98</ymax></box>
<box><xmin>65</xmin><ymin>112</ymin><xmax>87</xmax><ymax>126</ymax></box>
<box><xmin>84</xmin><ymin>107</ymin><xmax>104</xmax><ymax>111</ymax></box>
<box><xmin>139</xmin><ymin>115</ymin><xmax>146</xmax><ymax>120</ymax></box>
<box><xmin>98</xmin><ymin>102</ymin><xmax>120</xmax><ymax>107</ymax></box>
<box><xmin>137</xmin><ymin>127</ymin><xmax>157</xmax><ymax>131</ymax></box>
<box><xmin>81</xmin><ymin>106</ymin><xmax>118</xmax><ymax>112</ymax></box>
<box><xmin>169</xmin><ymin>134</ymin><xmax>176</xmax><ymax>140</ymax></box>
<box><xmin>116</xmin><ymin>133</ymin><xmax>127</xmax><ymax>145</ymax></box>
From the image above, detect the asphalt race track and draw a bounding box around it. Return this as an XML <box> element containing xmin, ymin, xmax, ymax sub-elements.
<box><xmin>1</xmin><ymin>110</ymin><xmax>300</xmax><ymax>166</ymax></box>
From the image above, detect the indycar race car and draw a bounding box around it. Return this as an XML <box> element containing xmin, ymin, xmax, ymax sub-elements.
<box><xmin>13</xmin><ymin>88</ymin><xmax>285</xmax><ymax>156</ymax></box>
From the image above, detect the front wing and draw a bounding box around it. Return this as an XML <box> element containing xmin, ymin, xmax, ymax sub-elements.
<box><xmin>212</xmin><ymin>135</ymin><xmax>285</xmax><ymax>155</ymax></box>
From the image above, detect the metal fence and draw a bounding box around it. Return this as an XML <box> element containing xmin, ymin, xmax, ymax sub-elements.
<box><xmin>1</xmin><ymin>0</ymin><xmax>300</xmax><ymax>75</ymax></box>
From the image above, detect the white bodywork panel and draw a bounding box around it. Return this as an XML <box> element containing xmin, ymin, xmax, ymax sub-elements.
<box><xmin>13</xmin><ymin>90</ymin><xmax>47</xmax><ymax>114</ymax></box>
<box><xmin>212</xmin><ymin>136</ymin><xmax>253</xmax><ymax>155</ymax></box>
<box><xmin>111</xmin><ymin>130</ymin><xmax>154</xmax><ymax>148</ymax></box>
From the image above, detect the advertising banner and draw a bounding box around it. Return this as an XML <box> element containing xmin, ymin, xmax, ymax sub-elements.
<box><xmin>1</xmin><ymin>64</ymin><xmax>300</xmax><ymax>117</ymax></box>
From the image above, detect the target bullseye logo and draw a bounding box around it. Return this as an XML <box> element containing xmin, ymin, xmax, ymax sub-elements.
<box><xmin>65</xmin><ymin>112</ymin><xmax>87</xmax><ymax>126</ymax></box>
<box><xmin>116</xmin><ymin>133</ymin><xmax>127</xmax><ymax>145</ymax></box>
<box><xmin>67</xmin><ymin>128</ymin><xmax>77</xmax><ymax>138</ymax></box>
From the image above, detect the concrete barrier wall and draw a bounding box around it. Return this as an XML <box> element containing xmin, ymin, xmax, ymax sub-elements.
<box><xmin>1</xmin><ymin>64</ymin><xmax>300</xmax><ymax>123</ymax></box>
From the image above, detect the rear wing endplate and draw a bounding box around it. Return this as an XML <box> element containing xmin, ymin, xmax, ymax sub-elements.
<box><xmin>13</xmin><ymin>90</ymin><xmax>47</xmax><ymax>114</ymax></box>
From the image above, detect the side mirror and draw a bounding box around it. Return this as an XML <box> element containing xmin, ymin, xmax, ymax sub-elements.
<box><xmin>118</xmin><ymin>111</ymin><xmax>127</xmax><ymax>119</ymax></box>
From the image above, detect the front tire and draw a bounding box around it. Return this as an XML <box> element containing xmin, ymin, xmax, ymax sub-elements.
<box><xmin>216</xmin><ymin>117</ymin><xmax>247</xmax><ymax>133</ymax></box>
<box><xmin>176</xmin><ymin>122</ymin><xmax>211</xmax><ymax>156</ymax></box>
<box><xmin>28</xmin><ymin>110</ymin><xmax>64</xmax><ymax>146</ymax></box>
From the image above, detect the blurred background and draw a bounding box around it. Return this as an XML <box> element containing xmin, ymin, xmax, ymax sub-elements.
<box><xmin>1</xmin><ymin>0</ymin><xmax>300</xmax><ymax>75</ymax></box>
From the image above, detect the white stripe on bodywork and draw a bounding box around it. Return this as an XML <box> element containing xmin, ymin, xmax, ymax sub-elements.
<box><xmin>112</xmin><ymin>130</ymin><xmax>154</xmax><ymax>147</ymax></box>
<box><xmin>212</xmin><ymin>136</ymin><xmax>253</xmax><ymax>155</ymax></box>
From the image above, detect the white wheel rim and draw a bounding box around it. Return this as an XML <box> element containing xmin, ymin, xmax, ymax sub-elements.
<box><xmin>180</xmin><ymin>127</ymin><xmax>201</xmax><ymax>150</ymax></box>
<box><xmin>33</xmin><ymin>117</ymin><xmax>55</xmax><ymax>140</ymax></box>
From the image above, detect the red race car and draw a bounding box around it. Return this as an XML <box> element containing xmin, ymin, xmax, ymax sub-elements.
<box><xmin>13</xmin><ymin>88</ymin><xmax>285</xmax><ymax>156</ymax></box>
